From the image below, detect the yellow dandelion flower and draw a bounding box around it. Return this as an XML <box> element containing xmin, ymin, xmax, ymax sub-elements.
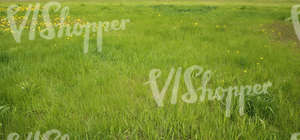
<box><xmin>236</xmin><ymin>50</ymin><xmax>240</xmax><ymax>54</ymax></box>
<box><xmin>260</xmin><ymin>57</ymin><xmax>264</xmax><ymax>60</ymax></box>
<box><xmin>244</xmin><ymin>70</ymin><xmax>247</xmax><ymax>73</ymax></box>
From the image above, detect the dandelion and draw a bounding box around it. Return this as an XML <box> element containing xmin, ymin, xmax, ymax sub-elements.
<box><xmin>158</xmin><ymin>14</ymin><xmax>161</xmax><ymax>17</ymax></box>
<box><xmin>256</xmin><ymin>62</ymin><xmax>260</xmax><ymax>65</ymax></box>
<box><xmin>236</xmin><ymin>50</ymin><xmax>240</xmax><ymax>54</ymax></box>
<box><xmin>216</xmin><ymin>25</ymin><xmax>220</xmax><ymax>28</ymax></box>
<box><xmin>194</xmin><ymin>22</ymin><xmax>198</xmax><ymax>26</ymax></box>
<box><xmin>260</xmin><ymin>57</ymin><xmax>264</xmax><ymax>60</ymax></box>
<box><xmin>243</xmin><ymin>70</ymin><xmax>247</xmax><ymax>73</ymax></box>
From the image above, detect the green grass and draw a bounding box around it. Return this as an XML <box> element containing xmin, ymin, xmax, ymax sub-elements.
<box><xmin>0</xmin><ymin>1</ymin><xmax>300</xmax><ymax>139</ymax></box>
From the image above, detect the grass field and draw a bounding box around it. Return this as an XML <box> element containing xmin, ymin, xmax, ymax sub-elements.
<box><xmin>0</xmin><ymin>0</ymin><xmax>300</xmax><ymax>139</ymax></box>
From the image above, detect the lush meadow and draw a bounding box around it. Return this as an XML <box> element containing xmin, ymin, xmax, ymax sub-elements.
<box><xmin>0</xmin><ymin>0</ymin><xmax>300</xmax><ymax>139</ymax></box>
